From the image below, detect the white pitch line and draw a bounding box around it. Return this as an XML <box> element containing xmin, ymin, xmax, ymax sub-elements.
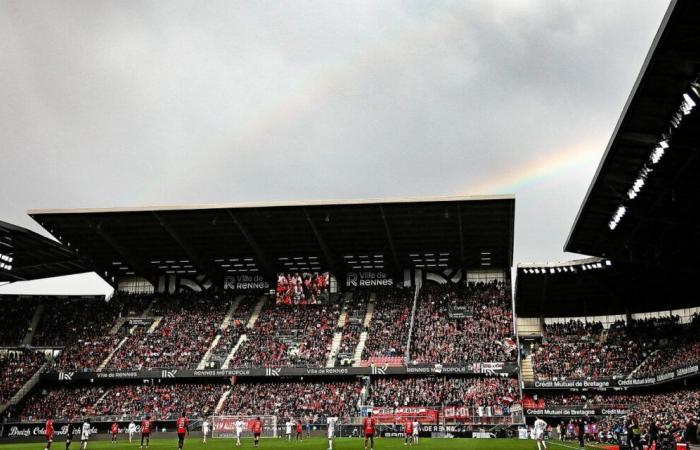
<box><xmin>547</xmin><ymin>441</ymin><xmax>597</xmax><ymax>450</ymax></box>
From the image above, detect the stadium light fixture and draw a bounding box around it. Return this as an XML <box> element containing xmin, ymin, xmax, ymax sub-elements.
<box><xmin>609</xmin><ymin>205</ymin><xmax>627</xmax><ymax>230</ymax></box>
<box><xmin>605</xmin><ymin>260</ymin><xmax>612</xmax><ymax>266</ymax></box>
<box><xmin>682</xmin><ymin>93</ymin><xmax>696</xmax><ymax>115</ymax></box>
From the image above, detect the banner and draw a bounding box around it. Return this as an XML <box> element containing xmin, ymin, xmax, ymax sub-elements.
<box><xmin>43</xmin><ymin>363</ymin><xmax>518</xmax><ymax>382</ymax></box>
<box><xmin>125</xmin><ymin>318</ymin><xmax>155</xmax><ymax>327</ymax></box>
<box><xmin>524</xmin><ymin>407</ymin><xmax>629</xmax><ymax>417</ymax></box>
<box><xmin>371</xmin><ymin>407</ymin><xmax>438</xmax><ymax>424</ymax></box>
<box><xmin>224</xmin><ymin>274</ymin><xmax>270</xmax><ymax>291</ymax></box>
<box><xmin>345</xmin><ymin>271</ymin><xmax>394</xmax><ymax>288</ymax></box>
<box><xmin>523</xmin><ymin>363</ymin><xmax>700</xmax><ymax>390</ymax></box>
<box><xmin>448</xmin><ymin>305</ymin><xmax>472</xmax><ymax>318</ymax></box>
<box><xmin>1</xmin><ymin>421</ymin><xmax>178</xmax><ymax>439</ymax></box>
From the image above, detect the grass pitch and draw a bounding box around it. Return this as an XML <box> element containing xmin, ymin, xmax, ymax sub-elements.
<box><xmin>0</xmin><ymin>437</ymin><xmax>605</xmax><ymax>450</ymax></box>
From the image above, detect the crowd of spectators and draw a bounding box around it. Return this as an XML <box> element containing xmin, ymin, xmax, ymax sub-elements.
<box><xmin>532</xmin><ymin>315</ymin><xmax>700</xmax><ymax>380</ymax></box>
<box><xmin>362</xmin><ymin>287</ymin><xmax>413</xmax><ymax>359</ymax></box>
<box><xmin>633</xmin><ymin>315</ymin><xmax>700</xmax><ymax>378</ymax></box>
<box><xmin>33</xmin><ymin>295</ymin><xmax>144</xmax><ymax>347</ymax></box>
<box><xmin>107</xmin><ymin>293</ymin><xmax>230</xmax><ymax>369</ymax></box>
<box><xmin>533</xmin><ymin>320</ymin><xmax>654</xmax><ymax>380</ymax></box>
<box><xmin>93</xmin><ymin>384</ymin><xmax>225</xmax><ymax>420</ymax></box>
<box><xmin>0</xmin><ymin>296</ymin><xmax>40</xmax><ymax>346</ymax></box>
<box><xmin>369</xmin><ymin>376</ymin><xmax>520</xmax><ymax>414</ymax></box>
<box><xmin>409</xmin><ymin>281</ymin><xmax>515</xmax><ymax>365</ymax></box>
<box><xmin>16</xmin><ymin>386</ymin><xmax>106</xmax><ymax>421</ymax></box>
<box><xmin>0</xmin><ymin>350</ymin><xmax>47</xmax><ymax>405</ymax></box>
<box><xmin>542</xmin><ymin>389</ymin><xmax>700</xmax><ymax>446</ymax></box>
<box><xmin>276</xmin><ymin>272</ymin><xmax>329</xmax><ymax>305</ymax></box>
<box><xmin>35</xmin><ymin>295</ymin><xmax>149</xmax><ymax>371</ymax></box>
<box><xmin>220</xmin><ymin>380</ymin><xmax>362</xmax><ymax>420</ymax></box>
<box><xmin>15</xmin><ymin>383</ymin><xmax>224</xmax><ymax>421</ymax></box>
<box><xmin>231</xmin><ymin>300</ymin><xmax>339</xmax><ymax>367</ymax></box>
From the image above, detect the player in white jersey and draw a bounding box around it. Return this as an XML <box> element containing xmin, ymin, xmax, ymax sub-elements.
<box><xmin>202</xmin><ymin>420</ymin><xmax>210</xmax><ymax>444</ymax></box>
<box><xmin>412</xmin><ymin>421</ymin><xmax>419</xmax><ymax>445</ymax></box>
<box><xmin>285</xmin><ymin>420</ymin><xmax>293</xmax><ymax>441</ymax></box>
<box><xmin>79</xmin><ymin>421</ymin><xmax>91</xmax><ymax>450</ymax></box>
<box><xmin>128</xmin><ymin>422</ymin><xmax>136</xmax><ymax>443</ymax></box>
<box><xmin>534</xmin><ymin>417</ymin><xmax>548</xmax><ymax>450</ymax></box>
<box><xmin>326</xmin><ymin>417</ymin><xmax>338</xmax><ymax>450</ymax></box>
<box><xmin>234</xmin><ymin>420</ymin><xmax>244</xmax><ymax>447</ymax></box>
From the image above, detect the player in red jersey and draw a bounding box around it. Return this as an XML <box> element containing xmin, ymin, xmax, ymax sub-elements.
<box><xmin>363</xmin><ymin>412</ymin><xmax>376</xmax><ymax>450</ymax></box>
<box><xmin>404</xmin><ymin>419</ymin><xmax>413</xmax><ymax>446</ymax></box>
<box><xmin>110</xmin><ymin>422</ymin><xmax>118</xmax><ymax>443</ymax></box>
<box><xmin>176</xmin><ymin>412</ymin><xmax>189</xmax><ymax>450</ymax></box>
<box><xmin>295</xmin><ymin>420</ymin><xmax>303</xmax><ymax>442</ymax></box>
<box><xmin>140</xmin><ymin>416</ymin><xmax>152</xmax><ymax>449</ymax></box>
<box><xmin>44</xmin><ymin>416</ymin><xmax>54</xmax><ymax>450</ymax></box>
<box><xmin>251</xmin><ymin>417</ymin><xmax>262</xmax><ymax>448</ymax></box>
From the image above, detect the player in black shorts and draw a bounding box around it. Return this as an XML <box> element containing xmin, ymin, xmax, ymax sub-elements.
<box><xmin>65</xmin><ymin>423</ymin><xmax>75</xmax><ymax>450</ymax></box>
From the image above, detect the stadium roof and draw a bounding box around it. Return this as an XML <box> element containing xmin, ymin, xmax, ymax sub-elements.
<box><xmin>566</xmin><ymin>0</ymin><xmax>700</xmax><ymax>268</ymax></box>
<box><xmin>0</xmin><ymin>220</ymin><xmax>88</xmax><ymax>282</ymax></box>
<box><xmin>515</xmin><ymin>257</ymin><xmax>696</xmax><ymax>318</ymax></box>
<box><xmin>28</xmin><ymin>195</ymin><xmax>515</xmax><ymax>286</ymax></box>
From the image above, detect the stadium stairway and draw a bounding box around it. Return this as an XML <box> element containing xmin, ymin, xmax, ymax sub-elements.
<box><xmin>325</xmin><ymin>292</ymin><xmax>353</xmax><ymax>367</ymax></box>
<box><xmin>222</xmin><ymin>334</ymin><xmax>246</xmax><ymax>369</ymax></box>
<box><xmin>98</xmin><ymin>336</ymin><xmax>129</xmax><ymax>369</ymax></box>
<box><xmin>404</xmin><ymin>283</ymin><xmax>421</xmax><ymax>362</ymax></box>
<box><xmin>110</xmin><ymin>297</ymin><xmax>158</xmax><ymax>334</ymax></box>
<box><xmin>100</xmin><ymin>301</ymin><xmax>158</xmax><ymax>369</ymax></box>
<box><xmin>22</xmin><ymin>303</ymin><xmax>44</xmax><ymax>345</ymax></box>
<box><xmin>0</xmin><ymin>361</ymin><xmax>48</xmax><ymax>415</ymax></box>
<box><xmin>246</xmin><ymin>296</ymin><xmax>267</xmax><ymax>329</ymax></box>
<box><xmin>93</xmin><ymin>388</ymin><xmax>112</xmax><ymax>409</ymax></box>
<box><xmin>214</xmin><ymin>388</ymin><xmax>232</xmax><ymax>414</ymax></box>
<box><xmin>520</xmin><ymin>354</ymin><xmax>535</xmax><ymax>383</ymax></box>
<box><xmin>628</xmin><ymin>349</ymin><xmax>659</xmax><ymax>378</ymax></box>
<box><xmin>197</xmin><ymin>296</ymin><xmax>245</xmax><ymax>369</ymax></box>
<box><xmin>108</xmin><ymin>317</ymin><xmax>128</xmax><ymax>335</ymax></box>
<box><xmin>147</xmin><ymin>316</ymin><xmax>163</xmax><ymax>333</ymax></box>
<box><xmin>352</xmin><ymin>293</ymin><xmax>376</xmax><ymax>367</ymax></box>
<box><xmin>220</xmin><ymin>295</ymin><xmax>245</xmax><ymax>331</ymax></box>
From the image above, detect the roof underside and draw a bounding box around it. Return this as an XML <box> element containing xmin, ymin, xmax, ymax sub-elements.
<box><xmin>29</xmin><ymin>196</ymin><xmax>515</xmax><ymax>285</ymax></box>
<box><xmin>566</xmin><ymin>0</ymin><xmax>700</xmax><ymax>267</ymax></box>
<box><xmin>0</xmin><ymin>221</ymin><xmax>88</xmax><ymax>282</ymax></box>
<box><xmin>515</xmin><ymin>259</ymin><xmax>695</xmax><ymax>317</ymax></box>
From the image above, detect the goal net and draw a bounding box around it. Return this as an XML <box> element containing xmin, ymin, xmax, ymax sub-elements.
<box><xmin>211</xmin><ymin>415</ymin><xmax>278</xmax><ymax>439</ymax></box>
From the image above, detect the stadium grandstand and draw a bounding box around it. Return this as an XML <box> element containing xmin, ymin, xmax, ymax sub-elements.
<box><xmin>2</xmin><ymin>0</ymin><xmax>700</xmax><ymax>448</ymax></box>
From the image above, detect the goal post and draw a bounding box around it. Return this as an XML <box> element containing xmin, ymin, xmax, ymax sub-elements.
<box><xmin>211</xmin><ymin>415</ymin><xmax>278</xmax><ymax>439</ymax></box>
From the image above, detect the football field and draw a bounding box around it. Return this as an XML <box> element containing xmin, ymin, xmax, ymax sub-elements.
<box><xmin>0</xmin><ymin>438</ymin><xmax>605</xmax><ymax>450</ymax></box>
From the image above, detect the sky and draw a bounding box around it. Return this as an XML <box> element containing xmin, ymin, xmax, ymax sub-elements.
<box><xmin>0</xmin><ymin>0</ymin><xmax>672</xmax><ymax>296</ymax></box>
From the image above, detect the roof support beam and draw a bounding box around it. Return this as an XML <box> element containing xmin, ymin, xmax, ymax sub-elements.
<box><xmin>87</xmin><ymin>221</ymin><xmax>154</xmax><ymax>286</ymax></box>
<box><xmin>15</xmin><ymin>258</ymin><xmax>85</xmax><ymax>271</ymax></box>
<box><xmin>303</xmin><ymin>208</ymin><xmax>336</xmax><ymax>272</ymax></box>
<box><xmin>226</xmin><ymin>210</ymin><xmax>274</xmax><ymax>276</ymax></box>
<box><xmin>378</xmin><ymin>205</ymin><xmax>401</xmax><ymax>273</ymax></box>
<box><xmin>152</xmin><ymin>212</ymin><xmax>223</xmax><ymax>285</ymax></box>
<box><xmin>0</xmin><ymin>271</ymin><xmax>27</xmax><ymax>282</ymax></box>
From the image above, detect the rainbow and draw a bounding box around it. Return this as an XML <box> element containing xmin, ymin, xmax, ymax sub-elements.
<box><xmin>460</xmin><ymin>141</ymin><xmax>604</xmax><ymax>196</ymax></box>
<box><xmin>230</xmin><ymin>2</ymin><xmax>468</xmax><ymax>143</ymax></box>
